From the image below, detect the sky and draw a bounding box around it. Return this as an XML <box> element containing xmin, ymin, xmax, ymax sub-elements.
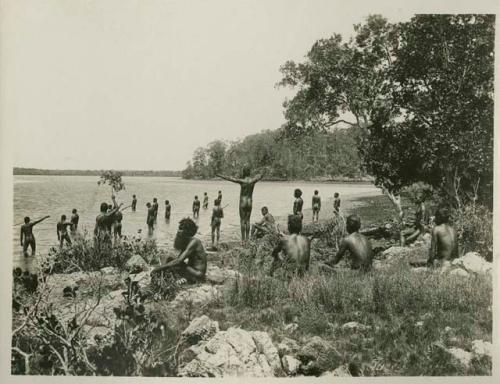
<box><xmin>2</xmin><ymin>0</ymin><xmax>490</xmax><ymax>171</ymax></box>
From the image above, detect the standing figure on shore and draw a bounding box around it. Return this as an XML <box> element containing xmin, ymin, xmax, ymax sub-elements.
<box><xmin>152</xmin><ymin>198</ymin><xmax>159</xmax><ymax>224</ymax></box>
<box><xmin>146</xmin><ymin>202</ymin><xmax>155</xmax><ymax>236</ymax></box>
<box><xmin>216</xmin><ymin>166</ymin><xmax>264</xmax><ymax>242</ymax></box>
<box><xmin>152</xmin><ymin>218</ymin><xmax>207</xmax><ymax>284</ymax></box>
<box><xmin>203</xmin><ymin>192</ymin><xmax>209</xmax><ymax>209</ymax></box>
<box><xmin>312</xmin><ymin>190</ymin><xmax>321</xmax><ymax>223</ymax></box>
<box><xmin>217</xmin><ymin>190</ymin><xmax>223</xmax><ymax>204</ymax></box>
<box><xmin>165</xmin><ymin>200</ymin><xmax>171</xmax><ymax>221</ymax></box>
<box><xmin>427</xmin><ymin>207</ymin><xmax>458</xmax><ymax>267</ymax></box>
<box><xmin>192</xmin><ymin>196</ymin><xmax>201</xmax><ymax>218</ymax></box>
<box><xmin>333</xmin><ymin>192</ymin><xmax>341</xmax><ymax>215</ymax></box>
<box><xmin>211</xmin><ymin>199</ymin><xmax>224</xmax><ymax>249</ymax></box>
<box><xmin>57</xmin><ymin>215</ymin><xmax>73</xmax><ymax>248</ymax></box>
<box><xmin>113</xmin><ymin>210</ymin><xmax>123</xmax><ymax>243</ymax></box>
<box><xmin>327</xmin><ymin>214</ymin><xmax>372</xmax><ymax>271</ymax></box>
<box><xmin>20</xmin><ymin>215</ymin><xmax>50</xmax><ymax>257</ymax></box>
<box><xmin>132</xmin><ymin>195</ymin><xmax>137</xmax><ymax>212</ymax></box>
<box><xmin>70</xmin><ymin>208</ymin><xmax>79</xmax><ymax>234</ymax></box>
<box><xmin>95</xmin><ymin>195</ymin><xmax>122</xmax><ymax>243</ymax></box>
<box><xmin>293</xmin><ymin>188</ymin><xmax>304</xmax><ymax>221</ymax></box>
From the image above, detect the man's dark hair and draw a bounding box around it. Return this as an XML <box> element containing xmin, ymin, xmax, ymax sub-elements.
<box><xmin>346</xmin><ymin>214</ymin><xmax>361</xmax><ymax>234</ymax></box>
<box><xmin>165</xmin><ymin>200</ymin><xmax>169</xmax><ymax>204</ymax></box>
<box><xmin>133</xmin><ymin>194</ymin><xmax>136</xmax><ymax>198</ymax></box>
<box><xmin>288</xmin><ymin>214</ymin><xmax>303</xmax><ymax>234</ymax></box>
<box><xmin>204</xmin><ymin>192</ymin><xmax>207</xmax><ymax>195</ymax></box>
<box><xmin>179</xmin><ymin>217</ymin><xmax>198</xmax><ymax>237</ymax></box>
<box><xmin>241</xmin><ymin>165</ymin><xmax>251</xmax><ymax>178</ymax></box>
<box><xmin>261</xmin><ymin>206</ymin><xmax>268</xmax><ymax>214</ymax></box>
<box><xmin>294</xmin><ymin>188</ymin><xmax>302</xmax><ymax>198</ymax></box>
<box><xmin>146</xmin><ymin>202</ymin><xmax>151</xmax><ymax>207</ymax></box>
<box><xmin>195</xmin><ymin>195</ymin><xmax>198</xmax><ymax>199</ymax></box>
<box><xmin>218</xmin><ymin>190</ymin><xmax>222</xmax><ymax>193</ymax></box>
<box><xmin>61</xmin><ymin>215</ymin><xmax>66</xmax><ymax>220</ymax></box>
<box><xmin>435</xmin><ymin>207</ymin><xmax>450</xmax><ymax>225</ymax></box>
<box><xmin>153</xmin><ymin>198</ymin><xmax>157</xmax><ymax>202</ymax></box>
<box><xmin>72</xmin><ymin>208</ymin><xmax>77</xmax><ymax>214</ymax></box>
<box><xmin>334</xmin><ymin>192</ymin><xmax>339</xmax><ymax>198</ymax></box>
<box><xmin>24</xmin><ymin>217</ymin><xmax>30</xmax><ymax>223</ymax></box>
<box><xmin>314</xmin><ymin>190</ymin><xmax>319</xmax><ymax>195</ymax></box>
<box><xmin>100</xmin><ymin>202</ymin><xmax>108</xmax><ymax>212</ymax></box>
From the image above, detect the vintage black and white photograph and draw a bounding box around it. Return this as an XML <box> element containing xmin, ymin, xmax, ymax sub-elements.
<box><xmin>1</xmin><ymin>0</ymin><xmax>497</xmax><ymax>380</ymax></box>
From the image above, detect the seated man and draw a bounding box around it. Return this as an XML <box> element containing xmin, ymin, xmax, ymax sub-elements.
<box><xmin>427</xmin><ymin>207</ymin><xmax>458</xmax><ymax>267</ymax></box>
<box><xmin>251</xmin><ymin>206</ymin><xmax>276</xmax><ymax>239</ymax></box>
<box><xmin>152</xmin><ymin>218</ymin><xmax>207</xmax><ymax>284</ymax></box>
<box><xmin>327</xmin><ymin>214</ymin><xmax>372</xmax><ymax>271</ymax></box>
<box><xmin>270</xmin><ymin>215</ymin><xmax>310</xmax><ymax>277</ymax></box>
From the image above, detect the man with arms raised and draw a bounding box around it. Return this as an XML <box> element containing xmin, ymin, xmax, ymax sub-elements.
<box><xmin>95</xmin><ymin>195</ymin><xmax>122</xmax><ymax>242</ymax></box>
<box><xmin>427</xmin><ymin>207</ymin><xmax>458</xmax><ymax>267</ymax></box>
<box><xmin>270</xmin><ymin>214</ymin><xmax>310</xmax><ymax>277</ymax></box>
<box><xmin>217</xmin><ymin>166</ymin><xmax>264</xmax><ymax>242</ymax></box>
<box><xmin>152</xmin><ymin>218</ymin><xmax>207</xmax><ymax>284</ymax></box>
<box><xmin>20</xmin><ymin>215</ymin><xmax>50</xmax><ymax>257</ymax></box>
<box><xmin>327</xmin><ymin>214</ymin><xmax>372</xmax><ymax>271</ymax></box>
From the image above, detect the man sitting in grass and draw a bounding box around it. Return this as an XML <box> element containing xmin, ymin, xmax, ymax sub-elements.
<box><xmin>270</xmin><ymin>214</ymin><xmax>310</xmax><ymax>277</ymax></box>
<box><xmin>427</xmin><ymin>207</ymin><xmax>458</xmax><ymax>267</ymax></box>
<box><xmin>327</xmin><ymin>214</ymin><xmax>373</xmax><ymax>271</ymax></box>
<box><xmin>152</xmin><ymin>218</ymin><xmax>207</xmax><ymax>284</ymax></box>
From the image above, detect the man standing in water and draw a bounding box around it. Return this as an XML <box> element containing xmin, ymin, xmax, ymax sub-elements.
<box><xmin>95</xmin><ymin>195</ymin><xmax>122</xmax><ymax>242</ymax></box>
<box><xmin>333</xmin><ymin>192</ymin><xmax>341</xmax><ymax>215</ymax></box>
<box><xmin>293</xmin><ymin>188</ymin><xmax>304</xmax><ymax>221</ymax></box>
<box><xmin>203</xmin><ymin>192</ymin><xmax>209</xmax><ymax>209</ymax></box>
<box><xmin>70</xmin><ymin>208</ymin><xmax>79</xmax><ymax>233</ymax></box>
<box><xmin>192</xmin><ymin>196</ymin><xmax>201</xmax><ymax>218</ymax></box>
<box><xmin>427</xmin><ymin>207</ymin><xmax>458</xmax><ymax>267</ymax></box>
<box><xmin>211</xmin><ymin>199</ymin><xmax>224</xmax><ymax>249</ymax></box>
<box><xmin>20</xmin><ymin>215</ymin><xmax>50</xmax><ymax>257</ymax></box>
<box><xmin>165</xmin><ymin>200</ymin><xmax>171</xmax><ymax>221</ymax></box>
<box><xmin>217</xmin><ymin>166</ymin><xmax>264</xmax><ymax>242</ymax></box>
<box><xmin>132</xmin><ymin>195</ymin><xmax>137</xmax><ymax>212</ymax></box>
<box><xmin>217</xmin><ymin>190</ymin><xmax>223</xmax><ymax>204</ymax></box>
<box><xmin>312</xmin><ymin>190</ymin><xmax>321</xmax><ymax>223</ymax></box>
<box><xmin>146</xmin><ymin>202</ymin><xmax>156</xmax><ymax>236</ymax></box>
<box><xmin>152</xmin><ymin>218</ymin><xmax>207</xmax><ymax>284</ymax></box>
<box><xmin>57</xmin><ymin>215</ymin><xmax>73</xmax><ymax>248</ymax></box>
<box><xmin>152</xmin><ymin>198</ymin><xmax>159</xmax><ymax>223</ymax></box>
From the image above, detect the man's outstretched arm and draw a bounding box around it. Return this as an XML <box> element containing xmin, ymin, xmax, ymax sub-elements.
<box><xmin>251</xmin><ymin>173</ymin><xmax>265</xmax><ymax>184</ymax></box>
<box><xmin>216</xmin><ymin>174</ymin><xmax>242</xmax><ymax>184</ymax></box>
<box><xmin>32</xmin><ymin>215</ymin><xmax>50</xmax><ymax>226</ymax></box>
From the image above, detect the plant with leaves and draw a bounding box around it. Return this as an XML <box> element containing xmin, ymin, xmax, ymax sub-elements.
<box><xmin>98</xmin><ymin>170</ymin><xmax>125</xmax><ymax>193</ymax></box>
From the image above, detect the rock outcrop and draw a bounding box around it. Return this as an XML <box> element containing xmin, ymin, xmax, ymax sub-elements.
<box><xmin>451</xmin><ymin>252</ymin><xmax>492</xmax><ymax>275</ymax></box>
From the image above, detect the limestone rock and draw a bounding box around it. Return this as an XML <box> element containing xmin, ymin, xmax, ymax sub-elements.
<box><xmin>182</xmin><ymin>315</ymin><xmax>220</xmax><ymax>345</ymax></box>
<box><xmin>297</xmin><ymin>336</ymin><xmax>330</xmax><ymax>363</ymax></box>
<box><xmin>342</xmin><ymin>321</ymin><xmax>371</xmax><ymax>332</ymax></box>
<box><xmin>178</xmin><ymin>326</ymin><xmax>281</xmax><ymax>377</ymax></box>
<box><xmin>277</xmin><ymin>337</ymin><xmax>300</xmax><ymax>357</ymax></box>
<box><xmin>125</xmin><ymin>254</ymin><xmax>149</xmax><ymax>273</ymax></box>
<box><xmin>170</xmin><ymin>284</ymin><xmax>221</xmax><ymax>310</ymax></box>
<box><xmin>471</xmin><ymin>340</ymin><xmax>492</xmax><ymax>358</ymax></box>
<box><xmin>205</xmin><ymin>265</ymin><xmax>241</xmax><ymax>285</ymax></box>
<box><xmin>100</xmin><ymin>266</ymin><xmax>119</xmax><ymax>274</ymax></box>
<box><xmin>282</xmin><ymin>355</ymin><xmax>301</xmax><ymax>375</ymax></box>
<box><xmin>129</xmin><ymin>270</ymin><xmax>151</xmax><ymax>290</ymax></box>
<box><xmin>449</xmin><ymin>268</ymin><xmax>469</xmax><ymax>278</ymax></box>
<box><xmin>451</xmin><ymin>252</ymin><xmax>492</xmax><ymax>275</ymax></box>
<box><xmin>283</xmin><ymin>323</ymin><xmax>298</xmax><ymax>333</ymax></box>
<box><xmin>447</xmin><ymin>347</ymin><xmax>472</xmax><ymax>367</ymax></box>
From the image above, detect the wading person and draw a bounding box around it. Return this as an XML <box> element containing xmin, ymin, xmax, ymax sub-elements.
<box><xmin>217</xmin><ymin>190</ymin><xmax>222</xmax><ymax>204</ymax></box>
<box><xmin>251</xmin><ymin>206</ymin><xmax>276</xmax><ymax>239</ymax></box>
<box><xmin>57</xmin><ymin>215</ymin><xmax>73</xmax><ymax>248</ymax></box>
<box><xmin>327</xmin><ymin>214</ymin><xmax>372</xmax><ymax>271</ymax></box>
<box><xmin>152</xmin><ymin>218</ymin><xmax>207</xmax><ymax>284</ymax></box>
<box><xmin>152</xmin><ymin>198</ymin><xmax>159</xmax><ymax>223</ymax></box>
<box><xmin>312</xmin><ymin>190</ymin><xmax>321</xmax><ymax>223</ymax></box>
<box><xmin>203</xmin><ymin>192</ymin><xmax>209</xmax><ymax>209</ymax></box>
<box><xmin>216</xmin><ymin>166</ymin><xmax>264</xmax><ymax>242</ymax></box>
<box><xmin>146</xmin><ymin>202</ymin><xmax>155</xmax><ymax>236</ymax></box>
<box><xmin>333</xmin><ymin>192</ymin><xmax>341</xmax><ymax>215</ymax></box>
<box><xmin>70</xmin><ymin>208</ymin><xmax>79</xmax><ymax>234</ymax></box>
<box><xmin>132</xmin><ymin>194</ymin><xmax>137</xmax><ymax>212</ymax></box>
<box><xmin>95</xmin><ymin>195</ymin><xmax>122</xmax><ymax>243</ymax></box>
<box><xmin>270</xmin><ymin>214</ymin><xmax>310</xmax><ymax>277</ymax></box>
<box><xmin>192</xmin><ymin>196</ymin><xmax>201</xmax><ymax>218</ymax></box>
<box><xmin>293</xmin><ymin>188</ymin><xmax>304</xmax><ymax>221</ymax></box>
<box><xmin>211</xmin><ymin>199</ymin><xmax>224</xmax><ymax>249</ymax></box>
<box><xmin>20</xmin><ymin>215</ymin><xmax>50</xmax><ymax>257</ymax></box>
<box><xmin>165</xmin><ymin>200</ymin><xmax>171</xmax><ymax>221</ymax></box>
<box><xmin>427</xmin><ymin>207</ymin><xmax>458</xmax><ymax>267</ymax></box>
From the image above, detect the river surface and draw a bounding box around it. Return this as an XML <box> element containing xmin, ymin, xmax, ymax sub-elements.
<box><xmin>13</xmin><ymin>175</ymin><xmax>381</xmax><ymax>270</ymax></box>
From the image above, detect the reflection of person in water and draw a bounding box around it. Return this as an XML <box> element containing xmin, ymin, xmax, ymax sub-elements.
<box><xmin>217</xmin><ymin>166</ymin><xmax>264</xmax><ymax>242</ymax></box>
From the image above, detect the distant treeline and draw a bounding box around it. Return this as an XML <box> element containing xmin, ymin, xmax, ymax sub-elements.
<box><xmin>182</xmin><ymin>128</ymin><xmax>368</xmax><ymax>181</ymax></box>
<box><xmin>14</xmin><ymin>168</ymin><xmax>182</xmax><ymax>177</ymax></box>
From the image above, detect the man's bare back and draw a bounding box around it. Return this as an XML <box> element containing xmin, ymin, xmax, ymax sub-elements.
<box><xmin>429</xmin><ymin>224</ymin><xmax>458</xmax><ymax>263</ymax></box>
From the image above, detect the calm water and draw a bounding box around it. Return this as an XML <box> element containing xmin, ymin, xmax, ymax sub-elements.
<box><xmin>13</xmin><ymin>175</ymin><xmax>381</xmax><ymax>270</ymax></box>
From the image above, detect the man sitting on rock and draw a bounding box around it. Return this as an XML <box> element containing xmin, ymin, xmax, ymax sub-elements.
<box><xmin>251</xmin><ymin>206</ymin><xmax>276</xmax><ymax>239</ymax></box>
<box><xmin>152</xmin><ymin>218</ymin><xmax>207</xmax><ymax>284</ymax></box>
<box><xmin>326</xmin><ymin>214</ymin><xmax>373</xmax><ymax>271</ymax></box>
<box><xmin>427</xmin><ymin>207</ymin><xmax>458</xmax><ymax>267</ymax></box>
<box><xmin>270</xmin><ymin>214</ymin><xmax>310</xmax><ymax>277</ymax></box>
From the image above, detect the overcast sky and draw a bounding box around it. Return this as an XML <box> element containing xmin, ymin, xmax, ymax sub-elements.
<box><xmin>2</xmin><ymin>0</ymin><xmax>484</xmax><ymax>171</ymax></box>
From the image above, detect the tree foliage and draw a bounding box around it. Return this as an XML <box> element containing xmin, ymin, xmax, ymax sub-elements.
<box><xmin>98</xmin><ymin>170</ymin><xmax>125</xmax><ymax>193</ymax></box>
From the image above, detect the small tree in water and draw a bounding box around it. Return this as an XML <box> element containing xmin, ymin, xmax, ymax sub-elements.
<box><xmin>98</xmin><ymin>170</ymin><xmax>125</xmax><ymax>194</ymax></box>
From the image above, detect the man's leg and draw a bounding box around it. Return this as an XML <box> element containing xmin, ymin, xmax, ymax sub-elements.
<box><xmin>216</xmin><ymin>225</ymin><xmax>220</xmax><ymax>245</ymax></box>
<box><xmin>23</xmin><ymin>241</ymin><xmax>29</xmax><ymax>257</ymax></box>
<box><xmin>211</xmin><ymin>226</ymin><xmax>215</xmax><ymax>246</ymax></box>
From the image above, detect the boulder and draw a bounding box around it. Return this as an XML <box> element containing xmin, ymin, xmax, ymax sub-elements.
<box><xmin>341</xmin><ymin>321</ymin><xmax>371</xmax><ymax>332</ymax></box>
<box><xmin>182</xmin><ymin>315</ymin><xmax>219</xmax><ymax>345</ymax></box>
<box><xmin>125</xmin><ymin>254</ymin><xmax>149</xmax><ymax>273</ymax></box>
<box><xmin>205</xmin><ymin>265</ymin><xmax>241</xmax><ymax>285</ymax></box>
<box><xmin>449</xmin><ymin>268</ymin><xmax>469</xmax><ymax>278</ymax></box>
<box><xmin>451</xmin><ymin>252</ymin><xmax>492</xmax><ymax>275</ymax></box>
<box><xmin>277</xmin><ymin>337</ymin><xmax>300</xmax><ymax>357</ymax></box>
<box><xmin>382</xmin><ymin>245</ymin><xmax>428</xmax><ymax>266</ymax></box>
<box><xmin>471</xmin><ymin>340</ymin><xmax>492</xmax><ymax>358</ymax></box>
<box><xmin>297</xmin><ymin>336</ymin><xmax>330</xmax><ymax>363</ymax></box>
<box><xmin>178</xmin><ymin>326</ymin><xmax>281</xmax><ymax>377</ymax></box>
<box><xmin>282</xmin><ymin>355</ymin><xmax>301</xmax><ymax>375</ymax></box>
<box><xmin>283</xmin><ymin>323</ymin><xmax>298</xmax><ymax>333</ymax></box>
<box><xmin>170</xmin><ymin>284</ymin><xmax>221</xmax><ymax>311</ymax></box>
<box><xmin>129</xmin><ymin>270</ymin><xmax>151</xmax><ymax>290</ymax></box>
<box><xmin>446</xmin><ymin>347</ymin><xmax>472</xmax><ymax>367</ymax></box>
<box><xmin>100</xmin><ymin>266</ymin><xmax>119</xmax><ymax>274</ymax></box>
